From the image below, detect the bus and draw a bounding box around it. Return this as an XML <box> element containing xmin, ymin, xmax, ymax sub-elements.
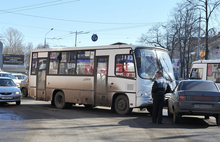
<box><xmin>29</xmin><ymin>43</ymin><xmax>176</xmax><ymax>115</ymax></box>
<box><xmin>190</xmin><ymin>60</ymin><xmax>220</xmax><ymax>88</ymax></box>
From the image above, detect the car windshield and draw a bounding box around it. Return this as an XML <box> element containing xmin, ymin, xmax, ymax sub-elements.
<box><xmin>182</xmin><ymin>81</ymin><xmax>218</xmax><ymax>91</ymax></box>
<box><xmin>0</xmin><ymin>79</ymin><xmax>16</xmax><ymax>87</ymax></box>
<box><xmin>0</xmin><ymin>73</ymin><xmax>16</xmax><ymax>79</ymax></box>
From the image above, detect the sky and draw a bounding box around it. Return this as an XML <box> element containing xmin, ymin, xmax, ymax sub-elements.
<box><xmin>0</xmin><ymin>0</ymin><xmax>182</xmax><ymax>48</ymax></box>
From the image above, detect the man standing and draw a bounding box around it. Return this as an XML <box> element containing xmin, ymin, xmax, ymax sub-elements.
<box><xmin>151</xmin><ymin>70</ymin><xmax>171</xmax><ymax>124</ymax></box>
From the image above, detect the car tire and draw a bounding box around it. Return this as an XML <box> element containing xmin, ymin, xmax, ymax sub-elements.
<box><xmin>216</xmin><ymin>114</ymin><xmax>220</xmax><ymax>126</ymax></box>
<box><xmin>16</xmin><ymin>101</ymin><xmax>21</xmax><ymax>105</ymax></box>
<box><xmin>21</xmin><ymin>88</ymin><xmax>28</xmax><ymax>97</ymax></box>
<box><xmin>167</xmin><ymin>105</ymin><xmax>173</xmax><ymax>117</ymax></box>
<box><xmin>114</xmin><ymin>95</ymin><xmax>132</xmax><ymax>115</ymax></box>
<box><xmin>54</xmin><ymin>91</ymin><xmax>72</xmax><ymax>109</ymax></box>
<box><xmin>173</xmin><ymin>108</ymin><xmax>181</xmax><ymax>123</ymax></box>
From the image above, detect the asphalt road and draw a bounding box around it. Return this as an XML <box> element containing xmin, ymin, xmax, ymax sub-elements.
<box><xmin>0</xmin><ymin>97</ymin><xmax>220</xmax><ymax>142</ymax></box>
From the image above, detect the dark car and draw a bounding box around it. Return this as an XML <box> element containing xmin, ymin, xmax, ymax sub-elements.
<box><xmin>20</xmin><ymin>77</ymin><xmax>29</xmax><ymax>97</ymax></box>
<box><xmin>167</xmin><ymin>80</ymin><xmax>220</xmax><ymax>126</ymax></box>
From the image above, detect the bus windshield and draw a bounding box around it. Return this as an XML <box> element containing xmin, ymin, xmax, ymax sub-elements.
<box><xmin>135</xmin><ymin>49</ymin><xmax>158</xmax><ymax>79</ymax></box>
<box><xmin>135</xmin><ymin>48</ymin><xmax>174</xmax><ymax>81</ymax></box>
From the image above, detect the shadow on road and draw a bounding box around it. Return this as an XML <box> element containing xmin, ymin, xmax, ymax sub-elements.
<box><xmin>0</xmin><ymin>97</ymin><xmax>218</xmax><ymax>129</ymax></box>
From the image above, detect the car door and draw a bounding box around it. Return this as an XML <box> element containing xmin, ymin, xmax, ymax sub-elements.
<box><xmin>168</xmin><ymin>82</ymin><xmax>181</xmax><ymax>113</ymax></box>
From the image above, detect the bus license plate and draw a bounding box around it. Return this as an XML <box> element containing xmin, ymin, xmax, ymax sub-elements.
<box><xmin>194</xmin><ymin>104</ymin><xmax>212</xmax><ymax>109</ymax></box>
<box><xmin>1</xmin><ymin>96</ymin><xmax>13</xmax><ymax>100</ymax></box>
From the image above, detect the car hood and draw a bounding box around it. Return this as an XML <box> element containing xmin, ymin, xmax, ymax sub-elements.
<box><xmin>0</xmin><ymin>87</ymin><xmax>20</xmax><ymax>93</ymax></box>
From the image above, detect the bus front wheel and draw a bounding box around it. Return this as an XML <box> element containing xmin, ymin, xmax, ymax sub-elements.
<box><xmin>114</xmin><ymin>95</ymin><xmax>132</xmax><ymax>115</ymax></box>
<box><xmin>54</xmin><ymin>91</ymin><xmax>72</xmax><ymax>109</ymax></box>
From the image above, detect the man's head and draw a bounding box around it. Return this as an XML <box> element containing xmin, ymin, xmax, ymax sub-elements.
<box><xmin>155</xmin><ymin>70</ymin><xmax>163</xmax><ymax>79</ymax></box>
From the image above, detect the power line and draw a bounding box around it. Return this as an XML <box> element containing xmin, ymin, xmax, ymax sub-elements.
<box><xmin>0</xmin><ymin>0</ymin><xmax>80</xmax><ymax>14</ymax></box>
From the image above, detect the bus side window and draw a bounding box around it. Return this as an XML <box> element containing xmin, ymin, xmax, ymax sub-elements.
<box><xmin>190</xmin><ymin>68</ymin><xmax>203</xmax><ymax>79</ymax></box>
<box><xmin>115</xmin><ymin>54</ymin><xmax>135</xmax><ymax>78</ymax></box>
<box><xmin>207</xmin><ymin>63</ymin><xmax>220</xmax><ymax>83</ymax></box>
<box><xmin>31</xmin><ymin>53</ymin><xmax>38</xmax><ymax>75</ymax></box>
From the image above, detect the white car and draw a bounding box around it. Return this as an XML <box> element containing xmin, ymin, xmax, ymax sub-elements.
<box><xmin>11</xmin><ymin>73</ymin><xmax>27</xmax><ymax>80</ymax></box>
<box><xmin>0</xmin><ymin>72</ymin><xmax>21</xmax><ymax>87</ymax></box>
<box><xmin>0</xmin><ymin>77</ymin><xmax>21</xmax><ymax>105</ymax></box>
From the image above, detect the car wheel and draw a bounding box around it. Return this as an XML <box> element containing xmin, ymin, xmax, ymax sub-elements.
<box><xmin>16</xmin><ymin>101</ymin><xmax>21</xmax><ymax>105</ymax></box>
<box><xmin>205</xmin><ymin>115</ymin><xmax>210</xmax><ymax>119</ymax></box>
<box><xmin>173</xmin><ymin>108</ymin><xmax>181</xmax><ymax>123</ymax></box>
<box><xmin>54</xmin><ymin>91</ymin><xmax>72</xmax><ymax>109</ymax></box>
<box><xmin>167</xmin><ymin>105</ymin><xmax>173</xmax><ymax>117</ymax></box>
<box><xmin>21</xmin><ymin>88</ymin><xmax>28</xmax><ymax>97</ymax></box>
<box><xmin>146</xmin><ymin>106</ymin><xmax>153</xmax><ymax>115</ymax></box>
<box><xmin>216</xmin><ymin>114</ymin><xmax>220</xmax><ymax>126</ymax></box>
<box><xmin>114</xmin><ymin>95</ymin><xmax>132</xmax><ymax>115</ymax></box>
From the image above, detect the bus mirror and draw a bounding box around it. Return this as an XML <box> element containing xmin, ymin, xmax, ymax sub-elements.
<box><xmin>137</xmin><ymin>57</ymin><xmax>141</xmax><ymax>68</ymax></box>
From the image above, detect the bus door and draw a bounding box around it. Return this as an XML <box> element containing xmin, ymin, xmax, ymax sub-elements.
<box><xmin>36</xmin><ymin>58</ymin><xmax>47</xmax><ymax>101</ymax></box>
<box><xmin>94</xmin><ymin>56</ymin><xmax>109</xmax><ymax>106</ymax></box>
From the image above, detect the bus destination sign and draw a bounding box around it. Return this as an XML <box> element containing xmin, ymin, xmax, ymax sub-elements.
<box><xmin>3</xmin><ymin>54</ymin><xmax>24</xmax><ymax>65</ymax></box>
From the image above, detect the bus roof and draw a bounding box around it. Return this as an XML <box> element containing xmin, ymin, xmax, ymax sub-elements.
<box><xmin>193</xmin><ymin>59</ymin><xmax>220</xmax><ymax>64</ymax></box>
<box><xmin>31</xmin><ymin>43</ymin><xmax>168</xmax><ymax>53</ymax></box>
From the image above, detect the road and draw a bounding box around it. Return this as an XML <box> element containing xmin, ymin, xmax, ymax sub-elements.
<box><xmin>0</xmin><ymin>97</ymin><xmax>220</xmax><ymax>142</ymax></box>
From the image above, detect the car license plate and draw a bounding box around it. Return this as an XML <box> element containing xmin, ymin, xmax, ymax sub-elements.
<box><xmin>194</xmin><ymin>104</ymin><xmax>212</xmax><ymax>109</ymax></box>
<box><xmin>1</xmin><ymin>96</ymin><xmax>13</xmax><ymax>100</ymax></box>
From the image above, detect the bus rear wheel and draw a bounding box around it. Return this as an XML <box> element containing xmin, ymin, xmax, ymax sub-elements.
<box><xmin>114</xmin><ymin>95</ymin><xmax>132</xmax><ymax>115</ymax></box>
<box><xmin>54</xmin><ymin>91</ymin><xmax>72</xmax><ymax>109</ymax></box>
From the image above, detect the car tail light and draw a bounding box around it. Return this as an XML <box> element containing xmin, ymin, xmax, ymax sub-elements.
<box><xmin>178</xmin><ymin>96</ymin><xmax>186</xmax><ymax>101</ymax></box>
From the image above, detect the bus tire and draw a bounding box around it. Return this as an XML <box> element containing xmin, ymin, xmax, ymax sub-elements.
<box><xmin>114</xmin><ymin>95</ymin><xmax>132</xmax><ymax>115</ymax></box>
<box><xmin>54</xmin><ymin>91</ymin><xmax>71</xmax><ymax>109</ymax></box>
<box><xmin>84</xmin><ymin>104</ymin><xmax>93</xmax><ymax>109</ymax></box>
<box><xmin>21</xmin><ymin>88</ymin><xmax>28</xmax><ymax>97</ymax></box>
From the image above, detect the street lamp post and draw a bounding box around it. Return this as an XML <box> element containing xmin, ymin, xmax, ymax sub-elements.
<box><xmin>70</xmin><ymin>31</ymin><xmax>89</xmax><ymax>47</ymax></box>
<box><xmin>44</xmin><ymin>28</ymin><xmax>53</xmax><ymax>48</ymax></box>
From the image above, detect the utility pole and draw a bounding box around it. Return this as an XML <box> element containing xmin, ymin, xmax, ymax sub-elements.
<box><xmin>196</xmin><ymin>12</ymin><xmax>201</xmax><ymax>61</ymax></box>
<box><xmin>44</xmin><ymin>28</ymin><xmax>53</xmax><ymax>48</ymax></box>
<box><xmin>70</xmin><ymin>31</ymin><xmax>89</xmax><ymax>47</ymax></box>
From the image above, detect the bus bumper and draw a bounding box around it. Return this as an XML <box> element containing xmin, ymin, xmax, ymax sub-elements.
<box><xmin>136</xmin><ymin>96</ymin><xmax>153</xmax><ymax>107</ymax></box>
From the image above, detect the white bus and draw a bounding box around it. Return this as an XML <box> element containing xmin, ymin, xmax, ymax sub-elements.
<box><xmin>190</xmin><ymin>60</ymin><xmax>220</xmax><ymax>88</ymax></box>
<box><xmin>29</xmin><ymin>43</ymin><xmax>175</xmax><ymax>115</ymax></box>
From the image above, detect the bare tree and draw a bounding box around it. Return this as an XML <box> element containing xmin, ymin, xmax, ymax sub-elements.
<box><xmin>187</xmin><ymin>0</ymin><xmax>220</xmax><ymax>59</ymax></box>
<box><xmin>138</xmin><ymin>23</ymin><xmax>166</xmax><ymax>48</ymax></box>
<box><xmin>3</xmin><ymin>27</ymin><xmax>25</xmax><ymax>54</ymax></box>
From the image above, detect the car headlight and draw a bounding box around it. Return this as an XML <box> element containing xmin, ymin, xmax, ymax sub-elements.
<box><xmin>14</xmin><ymin>91</ymin><xmax>20</xmax><ymax>95</ymax></box>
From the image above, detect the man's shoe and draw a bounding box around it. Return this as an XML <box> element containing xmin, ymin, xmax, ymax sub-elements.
<box><xmin>158</xmin><ymin>121</ymin><xmax>164</xmax><ymax>124</ymax></box>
